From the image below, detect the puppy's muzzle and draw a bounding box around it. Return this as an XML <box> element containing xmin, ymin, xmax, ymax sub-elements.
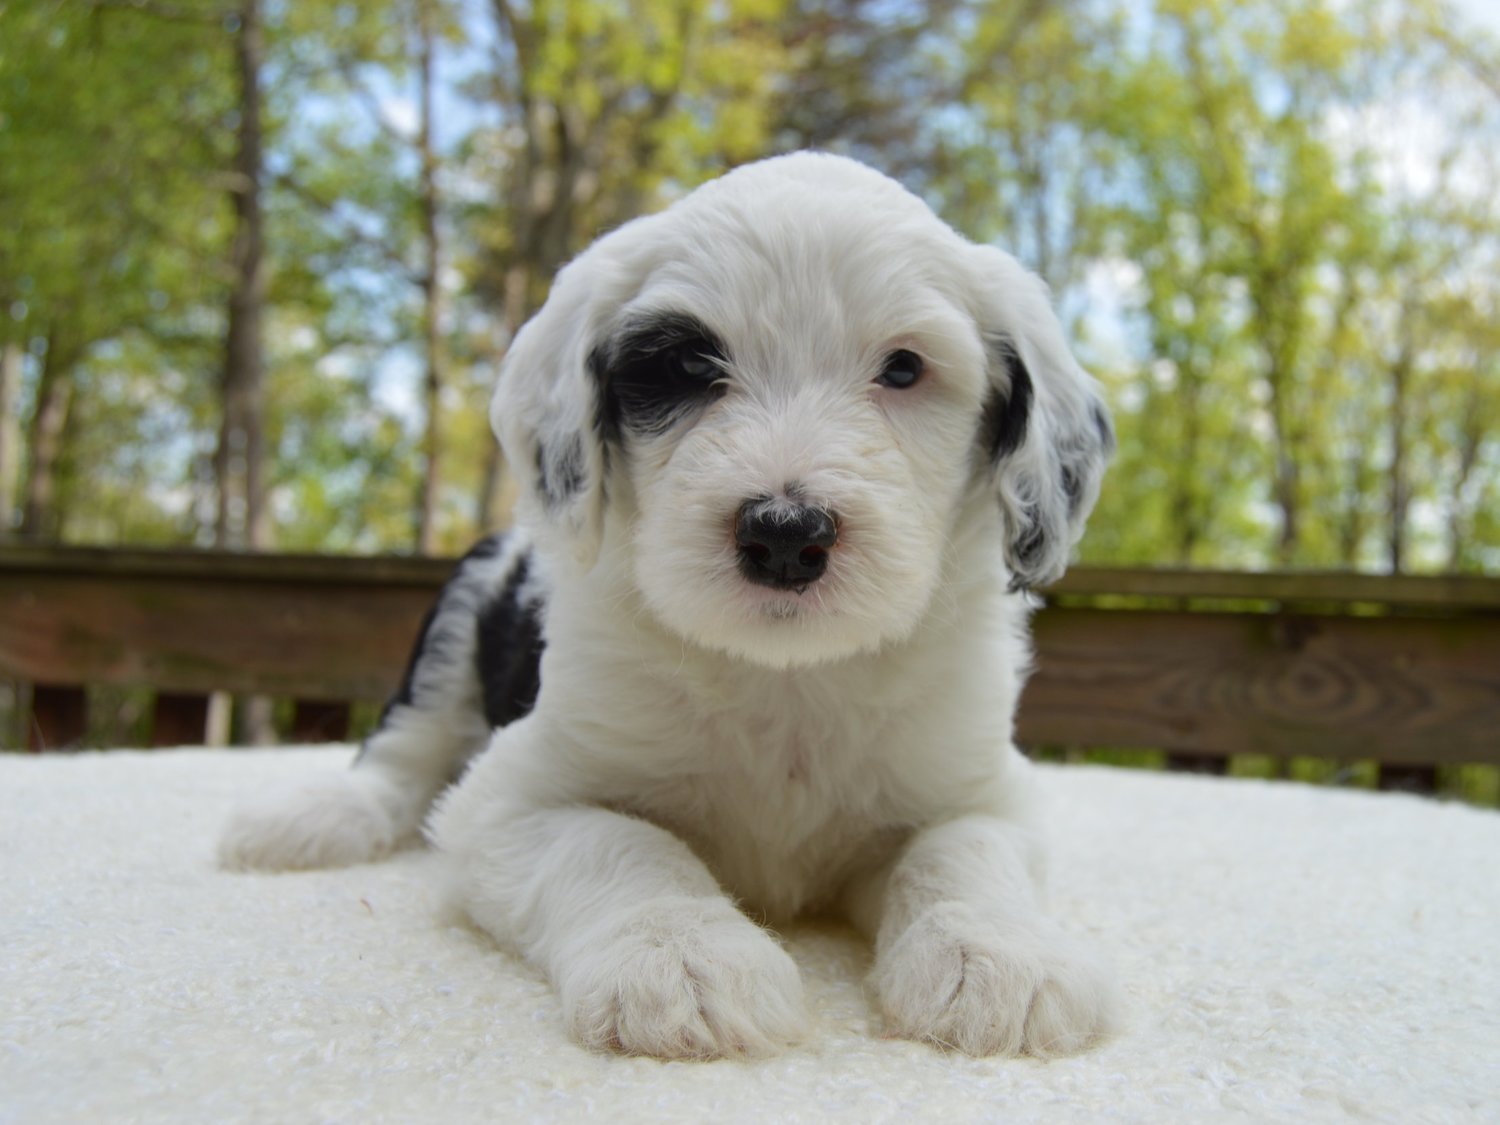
<box><xmin>735</xmin><ymin>499</ymin><xmax>839</xmax><ymax>593</ymax></box>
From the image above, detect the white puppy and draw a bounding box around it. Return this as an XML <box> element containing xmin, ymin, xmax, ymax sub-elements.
<box><xmin>220</xmin><ymin>152</ymin><xmax>1119</xmax><ymax>1059</ymax></box>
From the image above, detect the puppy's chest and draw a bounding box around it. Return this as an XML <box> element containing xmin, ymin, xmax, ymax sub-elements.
<box><xmin>625</xmin><ymin>696</ymin><xmax>906</xmax><ymax>916</ymax></box>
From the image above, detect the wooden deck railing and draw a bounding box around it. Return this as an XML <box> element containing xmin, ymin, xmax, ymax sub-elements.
<box><xmin>3</xmin><ymin>545</ymin><xmax>1498</xmax><ymax>792</ymax></box>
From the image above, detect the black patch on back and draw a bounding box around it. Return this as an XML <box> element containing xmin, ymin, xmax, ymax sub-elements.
<box><xmin>979</xmin><ymin>336</ymin><xmax>1034</xmax><ymax>462</ymax></box>
<box><xmin>379</xmin><ymin>535</ymin><xmax>507</xmax><ymax>721</ymax></box>
<box><xmin>379</xmin><ymin>602</ymin><xmax>440</xmax><ymax>725</ymax></box>
<box><xmin>474</xmin><ymin>555</ymin><xmax>546</xmax><ymax>729</ymax></box>
<box><xmin>592</xmin><ymin>311</ymin><xmax>728</xmax><ymax>443</ymax></box>
<box><xmin>461</xmin><ymin>534</ymin><xmax>504</xmax><ymax>561</ymax></box>
<box><xmin>361</xmin><ymin>534</ymin><xmax>513</xmax><ymax>764</ymax></box>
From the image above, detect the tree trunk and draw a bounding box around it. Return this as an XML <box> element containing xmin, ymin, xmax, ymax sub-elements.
<box><xmin>1270</xmin><ymin>445</ymin><xmax>1299</xmax><ymax>565</ymax></box>
<box><xmin>1172</xmin><ymin>365</ymin><xmax>1204</xmax><ymax>565</ymax></box>
<box><xmin>415</xmin><ymin>0</ymin><xmax>444</xmax><ymax>555</ymax></box>
<box><xmin>1386</xmin><ymin>332</ymin><xmax>1415</xmax><ymax>574</ymax></box>
<box><xmin>1258</xmin><ymin>305</ymin><xmax>1301</xmax><ymax>567</ymax></box>
<box><xmin>215</xmin><ymin>0</ymin><xmax>269</xmax><ymax>553</ymax></box>
<box><xmin>1336</xmin><ymin>479</ymin><xmax>1365</xmax><ymax>567</ymax></box>
<box><xmin>217</xmin><ymin>0</ymin><xmax>274</xmax><ymax>746</ymax></box>
<box><xmin>1444</xmin><ymin>379</ymin><xmax>1483</xmax><ymax>571</ymax></box>
<box><xmin>18</xmin><ymin>329</ymin><xmax>77</xmax><ymax>541</ymax></box>
<box><xmin>0</xmin><ymin>340</ymin><xmax>22</xmax><ymax>532</ymax></box>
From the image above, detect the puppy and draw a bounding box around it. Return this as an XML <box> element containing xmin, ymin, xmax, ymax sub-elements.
<box><xmin>220</xmin><ymin>152</ymin><xmax>1119</xmax><ymax>1059</ymax></box>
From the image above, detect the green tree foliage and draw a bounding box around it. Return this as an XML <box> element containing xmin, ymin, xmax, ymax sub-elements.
<box><xmin>1</xmin><ymin>0</ymin><xmax>1497</xmax><ymax>573</ymax></box>
<box><xmin>0</xmin><ymin>0</ymin><xmax>230</xmax><ymax>541</ymax></box>
<box><xmin>1050</xmin><ymin>0</ymin><xmax>1499</xmax><ymax>572</ymax></box>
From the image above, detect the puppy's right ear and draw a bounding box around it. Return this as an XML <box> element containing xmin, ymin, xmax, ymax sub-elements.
<box><xmin>491</xmin><ymin>256</ymin><xmax>610</xmax><ymax>565</ymax></box>
<box><xmin>966</xmin><ymin>245</ymin><xmax>1114</xmax><ymax>590</ymax></box>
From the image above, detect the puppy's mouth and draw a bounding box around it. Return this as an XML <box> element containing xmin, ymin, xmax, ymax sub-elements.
<box><xmin>759</xmin><ymin>597</ymin><xmax>803</xmax><ymax>621</ymax></box>
<box><xmin>739</xmin><ymin>575</ymin><xmax>843</xmax><ymax>625</ymax></box>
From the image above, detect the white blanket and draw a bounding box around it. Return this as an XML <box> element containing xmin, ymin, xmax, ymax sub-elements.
<box><xmin>3</xmin><ymin>748</ymin><xmax>1496</xmax><ymax>1123</ymax></box>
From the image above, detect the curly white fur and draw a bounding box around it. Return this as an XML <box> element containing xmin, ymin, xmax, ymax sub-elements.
<box><xmin>220</xmin><ymin>152</ymin><xmax>1118</xmax><ymax>1060</ymax></box>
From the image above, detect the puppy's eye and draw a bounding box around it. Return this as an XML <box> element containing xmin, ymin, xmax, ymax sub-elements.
<box><xmin>668</xmin><ymin>341</ymin><xmax>720</xmax><ymax>382</ymax></box>
<box><xmin>599</xmin><ymin>316</ymin><xmax>728</xmax><ymax>440</ymax></box>
<box><xmin>876</xmin><ymin>349</ymin><xmax>924</xmax><ymax>389</ymax></box>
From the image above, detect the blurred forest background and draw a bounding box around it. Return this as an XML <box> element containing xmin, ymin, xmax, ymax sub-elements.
<box><xmin>2</xmin><ymin>0</ymin><xmax>1498</xmax><ymax>572</ymax></box>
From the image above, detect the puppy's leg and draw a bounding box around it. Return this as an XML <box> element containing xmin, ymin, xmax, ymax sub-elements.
<box><xmin>848</xmin><ymin>815</ymin><xmax>1119</xmax><ymax>1057</ymax></box>
<box><xmin>432</xmin><ymin>797</ymin><xmax>806</xmax><ymax>1059</ymax></box>
<box><xmin>219</xmin><ymin>534</ymin><xmax>536</xmax><ymax>871</ymax></box>
<box><xmin>216</xmin><ymin>705</ymin><xmax>488</xmax><ymax>872</ymax></box>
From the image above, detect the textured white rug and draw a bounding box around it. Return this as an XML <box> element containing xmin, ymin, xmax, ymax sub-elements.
<box><xmin>2</xmin><ymin>748</ymin><xmax>1497</xmax><ymax>1124</ymax></box>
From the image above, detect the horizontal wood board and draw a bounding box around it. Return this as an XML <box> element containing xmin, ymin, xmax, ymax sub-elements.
<box><xmin>5</xmin><ymin>544</ymin><xmax>1498</xmax><ymax>608</ymax></box>
<box><xmin>3</xmin><ymin>547</ymin><xmax>1498</xmax><ymax>763</ymax></box>
<box><xmin>1020</xmin><ymin>608</ymin><xmax>1500</xmax><ymax>763</ymax></box>
<box><xmin>3</xmin><ymin>571</ymin><xmax>433</xmax><ymax>700</ymax></box>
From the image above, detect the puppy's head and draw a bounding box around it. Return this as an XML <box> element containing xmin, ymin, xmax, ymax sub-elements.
<box><xmin>494</xmin><ymin>153</ymin><xmax>1111</xmax><ymax>668</ymax></box>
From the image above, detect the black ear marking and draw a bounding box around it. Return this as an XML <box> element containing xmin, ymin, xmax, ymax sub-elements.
<box><xmin>1062</xmin><ymin>464</ymin><xmax>1083</xmax><ymax>517</ymax></box>
<box><xmin>1092</xmin><ymin>401</ymin><xmax>1116</xmax><ymax>454</ymax></box>
<box><xmin>535</xmin><ymin>434</ymin><xmax>586</xmax><ymax>509</ymax></box>
<box><xmin>1006</xmin><ymin>513</ymin><xmax>1052</xmax><ymax>593</ymax></box>
<box><xmin>979</xmin><ymin>336</ymin><xmax>1033</xmax><ymax>462</ymax></box>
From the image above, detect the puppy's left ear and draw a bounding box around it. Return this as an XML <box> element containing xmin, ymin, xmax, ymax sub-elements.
<box><xmin>491</xmin><ymin>253</ymin><xmax>610</xmax><ymax>565</ymax></box>
<box><xmin>967</xmin><ymin>245</ymin><xmax>1114</xmax><ymax>590</ymax></box>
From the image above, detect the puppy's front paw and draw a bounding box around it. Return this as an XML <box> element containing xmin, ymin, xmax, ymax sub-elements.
<box><xmin>873</xmin><ymin>903</ymin><xmax>1118</xmax><ymax>1057</ymax></box>
<box><xmin>560</xmin><ymin>899</ymin><xmax>806</xmax><ymax>1059</ymax></box>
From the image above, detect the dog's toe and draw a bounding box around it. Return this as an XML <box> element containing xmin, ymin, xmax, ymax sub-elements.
<box><xmin>561</xmin><ymin>899</ymin><xmax>806</xmax><ymax>1059</ymax></box>
<box><xmin>873</xmin><ymin>903</ymin><xmax>1119</xmax><ymax>1057</ymax></box>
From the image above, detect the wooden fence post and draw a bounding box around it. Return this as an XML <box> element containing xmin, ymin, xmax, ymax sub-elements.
<box><xmin>1163</xmin><ymin>752</ymin><xmax>1229</xmax><ymax>776</ymax></box>
<box><xmin>1376</xmin><ymin>765</ymin><xmax>1439</xmax><ymax>795</ymax></box>
<box><xmin>290</xmin><ymin>699</ymin><xmax>352</xmax><ymax>743</ymax></box>
<box><xmin>151</xmin><ymin>692</ymin><xmax>211</xmax><ymax>747</ymax></box>
<box><xmin>27</xmin><ymin>683</ymin><xmax>88</xmax><ymax>751</ymax></box>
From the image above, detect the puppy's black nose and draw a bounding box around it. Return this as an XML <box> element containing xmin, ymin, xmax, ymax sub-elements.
<box><xmin>735</xmin><ymin>500</ymin><xmax>838</xmax><ymax>592</ymax></box>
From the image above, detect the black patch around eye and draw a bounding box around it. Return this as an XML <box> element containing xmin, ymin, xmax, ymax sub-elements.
<box><xmin>592</xmin><ymin>311</ymin><xmax>728</xmax><ymax>442</ymax></box>
<box><xmin>979</xmin><ymin>336</ymin><xmax>1034</xmax><ymax>462</ymax></box>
